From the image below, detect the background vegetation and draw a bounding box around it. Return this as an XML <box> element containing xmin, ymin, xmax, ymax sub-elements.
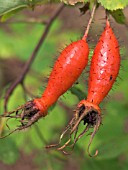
<box><xmin>0</xmin><ymin>1</ymin><xmax>128</xmax><ymax>169</ymax></box>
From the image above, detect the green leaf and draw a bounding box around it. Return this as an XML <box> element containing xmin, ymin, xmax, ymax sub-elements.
<box><xmin>0</xmin><ymin>0</ymin><xmax>28</xmax><ymax>16</ymax></box>
<box><xmin>0</xmin><ymin>137</ymin><xmax>19</xmax><ymax>164</ymax></box>
<box><xmin>109</xmin><ymin>9</ymin><xmax>126</xmax><ymax>24</ymax></box>
<box><xmin>0</xmin><ymin>0</ymin><xmax>47</xmax><ymax>17</ymax></box>
<box><xmin>98</xmin><ymin>0</ymin><xmax>128</xmax><ymax>10</ymax></box>
<box><xmin>1</xmin><ymin>7</ymin><xmax>25</xmax><ymax>22</ymax></box>
<box><xmin>96</xmin><ymin>135</ymin><xmax>128</xmax><ymax>159</ymax></box>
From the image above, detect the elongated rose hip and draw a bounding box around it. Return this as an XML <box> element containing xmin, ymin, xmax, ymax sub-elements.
<box><xmin>57</xmin><ymin>19</ymin><xmax>121</xmax><ymax>156</ymax></box>
<box><xmin>0</xmin><ymin>38</ymin><xmax>89</xmax><ymax>136</ymax></box>
<box><xmin>86</xmin><ymin>19</ymin><xmax>120</xmax><ymax>105</ymax></box>
<box><xmin>34</xmin><ymin>39</ymin><xmax>89</xmax><ymax>116</ymax></box>
<box><xmin>8</xmin><ymin>36</ymin><xmax>89</xmax><ymax>130</ymax></box>
<box><xmin>77</xmin><ymin>19</ymin><xmax>120</xmax><ymax>116</ymax></box>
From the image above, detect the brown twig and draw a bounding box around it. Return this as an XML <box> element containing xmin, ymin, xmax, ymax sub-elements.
<box><xmin>4</xmin><ymin>3</ymin><xmax>65</xmax><ymax>112</ymax></box>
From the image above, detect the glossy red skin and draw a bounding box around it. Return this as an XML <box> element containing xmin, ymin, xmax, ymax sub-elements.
<box><xmin>34</xmin><ymin>40</ymin><xmax>89</xmax><ymax>116</ymax></box>
<box><xmin>87</xmin><ymin>20</ymin><xmax>120</xmax><ymax>105</ymax></box>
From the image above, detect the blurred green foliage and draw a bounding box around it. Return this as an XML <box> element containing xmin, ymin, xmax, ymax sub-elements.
<box><xmin>0</xmin><ymin>8</ymin><xmax>128</xmax><ymax>170</ymax></box>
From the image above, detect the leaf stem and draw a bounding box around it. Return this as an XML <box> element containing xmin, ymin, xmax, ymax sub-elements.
<box><xmin>82</xmin><ymin>3</ymin><xmax>97</xmax><ymax>40</ymax></box>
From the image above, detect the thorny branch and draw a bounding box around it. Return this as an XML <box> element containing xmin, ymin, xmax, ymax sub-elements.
<box><xmin>4</xmin><ymin>3</ymin><xmax>65</xmax><ymax>112</ymax></box>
